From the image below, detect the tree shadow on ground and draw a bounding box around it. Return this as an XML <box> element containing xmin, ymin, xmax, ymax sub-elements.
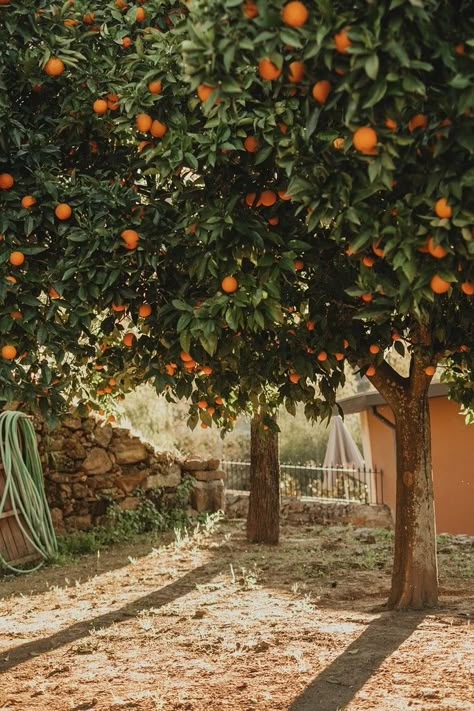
<box><xmin>289</xmin><ymin>610</ymin><xmax>425</xmax><ymax>711</ymax></box>
<box><xmin>0</xmin><ymin>559</ymin><xmax>222</xmax><ymax>674</ymax></box>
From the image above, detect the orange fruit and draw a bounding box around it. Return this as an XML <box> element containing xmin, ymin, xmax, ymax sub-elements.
<box><xmin>372</xmin><ymin>240</ymin><xmax>384</xmax><ymax>257</ymax></box>
<box><xmin>0</xmin><ymin>173</ymin><xmax>14</xmax><ymax>189</ymax></box>
<box><xmin>289</xmin><ymin>373</ymin><xmax>300</xmax><ymax>383</ymax></box>
<box><xmin>83</xmin><ymin>12</ymin><xmax>95</xmax><ymax>24</ymax></box>
<box><xmin>288</xmin><ymin>60</ymin><xmax>305</xmax><ymax>83</ymax></box>
<box><xmin>454</xmin><ymin>42</ymin><xmax>465</xmax><ymax>55</ymax></box>
<box><xmin>281</xmin><ymin>2</ymin><xmax>308</xmax><ymax>27</ymax></box>
<box><xmin>361</xmin><ymin>293</ymin><xmax>373</xmax><ymax>302</ymax></box>
<box><xmin>49</xmin><ymin>287</ymin><xmax>60</xmax><ymax>299</ymax></box>
<box><xmin>312</xmin><ymin>80</ymin><xmax>331</xmax><ymax>104</ymax></box>
<box><xmin>278</xmin><ymin>189</ymin><xmax>292</xmax><ymax>201</ymax></box>
<box><xmin>44</xmin><ymin>57</ymin><xmax>65</xmax><ymax>76</ymax></box>
<box><xmin>333</xmin><ymin>29</ymin><xmax>351</xmax><ymax>53</ymax></box>
<box><xmin>258</xmin><ymin>58</ymin><xmax>282</xmax><ymax>81</ymax></box>
<box><xmin>245</xmin><ymin>192</ymin><xmax>257</xmax><ymax>207</ymax></box>
<box><xmin>258</xmin><ymin>190</ymin><xmax>277</xmax><ymax>207</ymax></box>
<box><xmin>242</xmin><ymin>0</ymin><xmax>258</xmax><ymax>18</ymax></box>
<box><xmin>200</xmin><ymin>423</ymin><xmax>208</xmax><ymax>429</ymax></box>
<box><xmin>365</xmin><ymin>366</ymin><xmax>376</xmax><ymax>377</ymax></box>
<box><xmin>430</xmin><ymin>274</ymin><xmax>450</xmax><ymax>294</ymax></box>
<box><xmin>221</xmin><ymin>275</ymin><xmax>238</xmax><ymax>293</ymax></box>
<box><xmin>333</xmin><ymin>137</ymin><xmax>345</xmax><ymax>149</ymax></box>
<box><xmin>362</xmin><ymin>256</ymin><xmax>375</xmax><ymax>267</ymax></box>
<box><xmin>334</xmin><ymin>352</ymin><xmax>345</xmax><ymax>361</ymax></box>
<box><xmin>138</xmin><ymin>303</ymin><xmax>152</xmax><ymax>317</ymax></box>
<box><xmin>197</xmin><ymin>400</ymin><xmax>208</xmax><ymax>410</ymax></box>
<box><xmin>121</xmin><ymin>229</ymin><xmax>139</xmax><ymax>248</ymax></box>
<box><xmin>197</xmin><ymin>84</ymin><xmax>216</xmax><ymax>102</ymax></box>
<box><xmin>1</xmin><ymin>345</ymin><xmax>17</xmax><ymax>360</ymax></box>
<box><xmin>424</xmin><ymin>365</ymin><xmax>436</xmax><ymax>376</ymax></box>
<box><xmin>10</xmin><ymin>311</ymin><xmax>23</xmax><ymax>319</ymax></box>
<box><xmin>369</xmin><ymin>344</ymin><xmax>380</xmax><ymax>354</ymax></box>
<box><xmin>200</xmin><ymin>365</ymin><xmax>213</xmax><ymax>376</ymax></box>
<box><xmin>136</xmin><ymin>113</ymin><xmax>153</xmax><ymax>132</ymax></box>
<box><xmin>215</xmin><ymin>396</ymin><xmax>223</xmax><ymax>405</ymax></box>
<box><xmin>93</xmin><ymin>98</ymin><xmax>108</xmax><ymax>114</ymax></box>
<box><xmin>434</xmin><ymin>198</ymin><xmax>452</xmax><ymax>219</ymax></box>
<box><xmin>461</xmin><ymin>281</ymin><xmax>474</xmax><ymax>295</ymax></box>
<box><xmin>55</xmin><ymin>203</ymin><xmax>72</xmax><ymax>220</ymax></box>
<box><xmin>21</xmin><ymin>195</ymin><xmax>36</xmax><ymax>208</ymax></box>
<box><xmin>112</xmin><ymin>302</ymin><xmax>126</xmax><ymax>312</ymax></box>
<box><xmin>278</xmin><ymin>122</ymin><xmax>288</xmax><ymax>134</ymax></box>
<box><xmin>9</xmin><ymin>251</ymin><xmax>25</xmax><ymax>266</ymax></box>
<box><xmin>244</xmin><ymin>135</ymin><xmax>259</xmax><ymax>153</ymax></box>
<box><xmin>384</xmin><ymin>117</ymin><xmax>397</xmax><ymax>131</ymax></box>
<box><xmin>207</xmin><ymin>406</ymin><xmax>216</xmax><ymax>415</ymax></box>
<box><xmin>180</xmin><ymin>351</ymin><xmax>193</xmax><ymax>362</ymax></box>
<box><xmin>122</xmin><ymin>36</ymin><xmax>131</xmax><ymax>48</ymax></box>
<box><xmin>293</xmin><ymin>259</ymin><xmax>304</xmax><ymax>270</ymax></box>
<box><xmin>306</xmin><ymin>320</ymin><xmax>315</xmax><ymax>331</ymax></box>
<box><xmin>148</xmin><ymin>79</ymin><xmax>162</xmax><ymax>94</ymax></box>
<box><xmin>352</xmin><ymin>126</ymin><xmax>377</xmax><ymax>154</ymax></box>
<box><xmin>317</xmin><ymin>351</ymin><xmax>327</xmax><ymax>362</ymax></box>
<box><xmin>268</xmin><ymin>216</ymin><xmax>279</xmax><ymax>225</ymax></box>
<box><xmin>123</xmin><ymin>332</ymin><xmax>135</xmax><ymax>347</ymax></box>
<box><xmin>184</xmin><ymin>359</ymin><xmax>196</xmax><ymax>370</ymax></box>
<box><xmin>427</xmin><ymin>237</ymin><xmax>447</xmax><ymax>259</ymax></box>
<box><xmin>150</xmin><ymin>119</ymin><xmax>167</xmax><ymax>138</ymax></box>
<box><xmin>135</xmin><ymin>6</ymin><xmax>145</xmax><ymax>21</ymax></box>
<box><xmin>408</xmin><ymin>113</ymin><xmax>427</xmax><ymax>132</ymax></box>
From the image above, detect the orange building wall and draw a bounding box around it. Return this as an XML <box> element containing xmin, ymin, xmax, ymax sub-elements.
<box><xmin>361</xmin><ymin>397</ymin><xmax>474</xmax><ymax>535</ymax></box>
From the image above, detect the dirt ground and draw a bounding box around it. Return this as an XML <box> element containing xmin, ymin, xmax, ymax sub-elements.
<box><xmin>0</xmin><ymin>519</ymin><xmax>473</xmax><ymax>711</ymax></box>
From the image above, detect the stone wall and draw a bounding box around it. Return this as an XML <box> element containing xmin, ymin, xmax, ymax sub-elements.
<box><xmin>225</xmin><ymin>491</ymin><xmax>393</xmax><ymax>529</ymax></box>
<box><xmin>36</xmin><ymin>415</ymin><xmax>225</xmax><ymax>533</ymax></box>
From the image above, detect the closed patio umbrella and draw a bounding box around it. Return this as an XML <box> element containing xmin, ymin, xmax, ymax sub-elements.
<box><xmin>323</xmin><ymin>415</ymin><xmax>364</xmax><ymax>468</ymax></box>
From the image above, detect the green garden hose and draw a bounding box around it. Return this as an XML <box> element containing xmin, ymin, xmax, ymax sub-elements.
<box><xmin>0</xmin><ymin>410</ymin><xmax>57</xmax><ymax>573</ymax></box>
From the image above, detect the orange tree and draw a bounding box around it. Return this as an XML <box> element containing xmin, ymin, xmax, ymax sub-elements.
<box><xmin>176</xmin><ymin>0</ymin><xmax>474</xmax><ymax>609</ymax></box>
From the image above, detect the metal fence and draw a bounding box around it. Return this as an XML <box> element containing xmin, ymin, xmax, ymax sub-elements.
<box><xmin>222</xmin><ymin>460</ymin><xmax>383</xmax><ymax>505</ymax></box>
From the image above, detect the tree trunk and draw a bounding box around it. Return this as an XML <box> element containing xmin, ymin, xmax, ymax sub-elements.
<box><xmin>246</xmin><ymin>413</ymin><xmax>280</xmax><ymax>544</ymax></box>
<box><xmin>388</xmin><ymin>387</ymin><xmax>438</xmax><ymax>609</ymax></box>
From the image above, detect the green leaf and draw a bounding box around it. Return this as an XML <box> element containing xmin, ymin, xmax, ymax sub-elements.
<box><xmin>364</xmin><ymin>54</ymin><xmax>379</xmax><ymax>80</ymax></box>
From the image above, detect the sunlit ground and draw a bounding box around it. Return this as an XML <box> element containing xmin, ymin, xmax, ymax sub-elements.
<box><xmin>1</xmin><ymin>521</ymin><xmax>473</xmax><ymax>711</ymax></box>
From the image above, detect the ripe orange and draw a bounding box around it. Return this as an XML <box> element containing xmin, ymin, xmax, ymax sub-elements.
<box><xmin>207</xmin><ymin>406</ymin><xmax>216</xmax><ymax>415</ymax></box>
<box><xmin>430</xmin><ymin>274</ymin><xmax>450</xmax><ymax>294</ymax></box>
<box><xmin>83</xmin><ymin>12</ymin><xmax>95</xmax><ymax>24</ymax></box>
<box><xmin>258</xmin><ymin>190</ymin><xmax>277</xmax><ymax>207</ymax></box>
<box><xmin>242</xmin><ymin>0</ymin><xmax>258</xmax><ymax>18</ymax></box>
<box><xmin>197</xmin><ymin>84</ymin><xmax>216</xmax><ymax>102</ymax></box>
<box><xmin>372</xmin><ymin>240</ymin><xmax>384</xmax><ymax>257</ymax></box>
<box><xmin>121</xmin><ymin>229</ymin><xmax>139</xmax><ymax>248</ymax></box>
<box><xmin>55</xmin><ymin>203</ymin><xmax>72</xmax><ymax>220</ymax></box>
<box><xmin>333</xmin><ymin>137</ymin><xmax>345</xmax><ymax>149</ymax></box>
<box><xmin>306</xmin><ymin>320</ymin><xmax>315</xmax><ymax>331</ymax></box>
<box><xmin>288</xmin><ymin>60</ymin><xmax>305</xmax><ymax>83</ymax></box>
<box><xmin>123</xmin><ymin>332</ymin><xmax>135</xmax><ymax>347</ymax></box>
<box><xmin>93</xmin><ymin>98</ymin><xmax>108</xmax><ymax>114</ymax></box>
<box><xmin>21</xmin><ymin>195</ymin><xmax>36</xmax><ymax>208</ymax></box>
<box><xmin>278</xmin><ymin>189</ymin><xmax>292</xmax><ymax>201</ymax></box>
<box><xmin>317</xmin><ymin>351</ymin><xmax>327</xmax><ymax>362</ymax></box>
<box><xmin>0</xmin><ymin>173</ymin><xmax>14</xmax><ymax>189</ymax></box>
<box><xmin>369</xmin><ymin>344</ymin><xmax>380</xmax><ymax>354</ymax></box>
<box><xmin>294</xmin><ymin>259</ymin><xmax>304</xmax><ymax>270</ymax></box>
<box><xmin>434</xmin><ymin>198</ymin><xmax>452</xmax><ymax>219</ymax></box>
<box><xmin>278</xmin><ymin>123</ymin><xmax>288</xmax><ymax>134</ymax></box>
<box><xmin>454</xmin><ymin>42</ymin><xmax>465</xmax><ymax>55</ymax></box>
<box><xmin>384</xmin><ymin>117</ymin><xmax>397</xmax><ymax>131</ymax></box>
<box><xmin>352</xmin><ymin>126</ymin><xmax>377</xmax><ymax>154</ymax></box>
<box><xmin>136</xmin><ymin>6</ymin><xmax>145</xmax><ymax>21</ymax></box>
<box><xmin>136</xmin><ymin>113</ymin><xmax>153</xmax><ymax>132</ymax></box>
<box><xmin>245</xmin><ymin>192</ymin><xmax>257</xmax><ymax>207</ymax></box>
<box><xmin>201</xmin><ymin>365</ymin><xmax>213</xmax><ymax>375</ymax></box>
<box><xmin>44</xmin><ymin>57</ymin><xmax>65</xmax><ymax>76</ymax></box>
<box><xmin>281</xmin><ymin>2</ymin><xmax>308</xmax><ymax>27</ymax></box>
<box><xmin>1</xmin><ymin>345</ymin><xmax>17</xmax><ymax>360</ymax></box>
<box><xmin>138</xmin><ymin>303</ymin><xmax>152</xmax><ymax>317</ymax></box>
<box><xmin>424</xmin><ymin>365</ymin><xmax>436</xmax><ymax>376</ymax></box>
<box><xmin>289</xmin><ymin>372</ymin><xmax>300</xmax><ymax>383</ymax></box>
<box><xmin>362</xmin><ymin>256</ymin><xmax>375</xmax><ymax>267</ymax></box>
<box><xmin>112</xmin><ymin>302</ymin><xmax>126</xmax><ymax>312</ymax></box>
<box><xmin>333</xmin><ymin>29</ymin><xmax>351</xmax><ymax>53</ymax></box>
<box><xmin>49</xmin><ymin>287</ymin><xmax>60</xmax><ymax>299</ymax></box>
<box><xmin>180</xmin><ymin>351</ymin><xmax>193</xmax><ymax>362</ymax></box>
<box><xmin>150</xmin><ymin>119</ymin><xmax>167</xmax><ymax>138</ymax></box>
<box><xmin>334</xmin><ymin>352</ymin><xmax>345</xmax><ymax>361</ymax></box>
<box><xmin>10</xmin><ymin>311</ymin><xmax>23</xmax><ymax>320</ymax></box>
<box><xmin>258</xmin><ymin>58</ymin><xmax>282</xmax><ymax>81</ymax></box>
<box><xmin>365</xmin><ymin>365</ymin><xmax>376</xmax><ymax>377</ymax></box>
<box><xmin>408</xmin><ymin>113</ymin><xmax>427</xmax><ymax>132</ymax></box>
<box><xmin>122</xmin><ymin>36</ymin><xmax>132</xmax><ymax>48</ymax></box>
<box><xmin>197</xmin><ymin>400</ymin><xmax>208</xmax><ymax>410</ymax></box>
<box><xmin>9</xmin><ymin>251</ymin><xmax>25</xmax><ymax>266</ymax></box>
<box><xmin>222</xmin><ymin>275</ymin><xmax>238</xmax><ymax>293</ymax></box>
<box><xmin>215</xmin><ymin>396</ymin><xmax>223</xmax><ymax>405</ymax></box>
<box><xmin>244</xmin><ymin>135</ymin><xmax>259</xmax><ymax>153</ymax></box>
<box><xmin>312</xmin><ymin>80</ymin><xmax>331</xmax><ymax>104</ymax></box>
<box><xmin>148</xmin><ymin>79</ymin><xmax>162</xmax><ymax>94</ymax></box>
<box><xmin>461</xmin><ymin>281</ymin><xmax>474</xmax><ymax>295</ymax></box>
<box><xmin>184</xmin><ymin>359</ymin><xmax>196</xmax><ymax>370</ymax></box>
<box><xmin>427</xmin><ymin>237</ymin><xmax>447</xmax><ymax>259</ymax></box>
<box><xmin>361</xmin><ymin>293</ymin><xmax>373</xmax><ymax>302</ymax></box>
<box><xmin>200</xmin><ymin>423</ymin><xmax>208</xmax><ymax>429</ymax></box>
<box><xmin>268</xmin><ymin>216</ymin><xmax>279</xmax><ymax>225</ymax></box>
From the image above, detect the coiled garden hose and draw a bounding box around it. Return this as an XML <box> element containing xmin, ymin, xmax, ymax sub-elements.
<box><xmin>0</xmin><ymin>410</ymin><xmax>57</xmax><ymax>573</ymax></box>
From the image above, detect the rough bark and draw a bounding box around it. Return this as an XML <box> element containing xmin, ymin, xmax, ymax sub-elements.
<box><xmin>246</xmin><ymin>413</ymin><xmax>280</xmax><ymax>545</ymax></box>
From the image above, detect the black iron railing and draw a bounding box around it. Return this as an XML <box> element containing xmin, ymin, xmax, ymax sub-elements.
<box><xmin>222</xmin><ymin>460</ymin><xmax>383</xmax><ymax>504</ymax></box>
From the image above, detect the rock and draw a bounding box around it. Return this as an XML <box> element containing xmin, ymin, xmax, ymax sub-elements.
<box><xmin>145</xmin><ymin>463</ymin><xmax>181</xmax><ymax>489</ymax></box>
<box><xmin>93</xmin><ymin>423</ymin><xmax>113</xmax><ymax>448</ymax></box>
<box><xmin>113</xmin><ymin>440</ymin><xmax>147</xmax><ymax>464</ymax></box>
<box><xmin>66</xmin><ymin>438</ymin><xmax>87</xmax><ymax>460</ymax></box>
<box><xmin>191</xmin><ymin>479</ymin><xmax>225</xmax><ymax>512</ymax></box>
<box><xmin>62</xmin><ymin>416</ymin><xmax>82</xmax><ymax>431</ymax></box>
<box><xmin>189</xmin><ymin>469</ymin><xmax>225</xmax><ymax>483</ymax></box>
<box><xmin>46</xmin><ymin>436</ymin><xmax>65</xmax><ymax>452</ymax></box>
<box><xmin>183</xmin><ymin>457</ymin><xmax>207</xmax><ymax>471</ymax></box>
<box><xmin>119</xmin><ymin>497</ymin><xmax>141</xmax><ymax>511</ymax></box>
<box><xmin>65</xmin><ymin>514</ymin><xmax>92</xmax><ymax>531</ymax></box>
<box><xmin>50</xmin><ymin>507</ymin><xmax>64</xmax><ymax>530</ymax></box>
<box><xmin>83</xmin><ymin>447</ymin><xmax>113</xmax><ymax>476</ymax></box>
<box><xmin>72</xmin><ymin>483</ymin><xmax>90</xmax><ymax>499</ymax></box>
<box><xmin>118</xmin><ymin>468</ymin><xmax>148</xmax><ymax>494</ymax></box>
<box><xmin>207</xmin><ymin>458</ymin><xmax>220</xmax><ymax>471</ymax></box>
<box><xmin>353</xmin><ymin>527</ymin><xmax>377</xmax><ymax>543</ymax></box>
